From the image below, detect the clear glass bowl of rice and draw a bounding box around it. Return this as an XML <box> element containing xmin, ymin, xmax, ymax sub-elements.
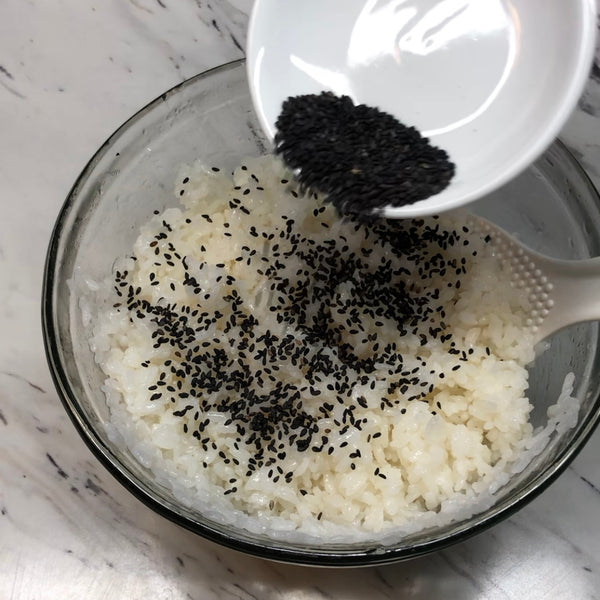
<box><xmin>42</xmin><ymin>59</ymin><xmax>600</xmax><ymax>566</ymax></box>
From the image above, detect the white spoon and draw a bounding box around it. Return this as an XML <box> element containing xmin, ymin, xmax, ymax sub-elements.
<box><xmin>467</xmin><ymin>214</ymin><xmax>600</xmax><ymax>345</ymax></box>
<box><xmin>247</xmin><ymin>0</ymin><xmax>596</xmax><ymax>218</ymax></box>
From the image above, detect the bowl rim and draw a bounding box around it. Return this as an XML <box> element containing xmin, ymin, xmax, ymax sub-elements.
<box><xmin>42</xmin><ymin>58</ymin><xmax>600</xmax><ymax>566</ymax></box>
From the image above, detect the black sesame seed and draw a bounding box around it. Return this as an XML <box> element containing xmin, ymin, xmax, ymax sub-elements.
<box><xmin>274</xmin><ymin>92</ymin><xmax>455</xmax><ymax>216</ymax></box>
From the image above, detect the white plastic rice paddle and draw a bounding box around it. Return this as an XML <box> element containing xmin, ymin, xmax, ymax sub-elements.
<box><xmin>467</xmin><ymin>214</ymin><xmax>600</xmax><ymax>344</ymax></box>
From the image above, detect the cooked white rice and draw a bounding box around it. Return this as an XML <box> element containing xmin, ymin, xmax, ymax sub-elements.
<box><xmin>83</xmin><ymin>155</ymin><xmax>578</xmax><ymax>539</ymax></box>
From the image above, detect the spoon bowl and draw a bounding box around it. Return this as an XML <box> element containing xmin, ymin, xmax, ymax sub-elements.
<box><xmin>467</xmin><ymin>214</ymin><xmax>600</xmax><ymax>346</ymax></box>
<box><xmin>247</xmin><ymin>0</ymin><xmax>597</xmax><ymax>217</ymax></box>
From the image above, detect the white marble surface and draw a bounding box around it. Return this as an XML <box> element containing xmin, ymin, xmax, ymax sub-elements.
<box><xmin>1</xmin><ymin>1</ymin><xmax>600</xmax><ymax>598</ymax></box>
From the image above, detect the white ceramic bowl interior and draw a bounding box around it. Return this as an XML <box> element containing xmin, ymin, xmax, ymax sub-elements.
<box><xmin>247</xmin><ymin>0</ymin><xmax>597</xmax><ymax>217</ymax></box>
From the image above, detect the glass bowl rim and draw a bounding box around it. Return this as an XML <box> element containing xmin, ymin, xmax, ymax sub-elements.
<box><xmin>42</xmin><ymin>58</ymin><xmax>600</xmax><ymax>566</ymax></box>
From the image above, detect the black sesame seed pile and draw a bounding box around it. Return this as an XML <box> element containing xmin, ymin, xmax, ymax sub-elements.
<box><xmin>98</xmin><ymin>156</ymin><xmax>534</xmax><ymax>526</ymax></box>
<box><xmin>274</xmin><ymin>92</ymin><xmax>455</xmax><ymax>216</ymax></box>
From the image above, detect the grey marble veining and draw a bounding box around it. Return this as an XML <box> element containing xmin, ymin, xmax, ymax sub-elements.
<box><xmin>1</xmin><ymin>1</ymin><xmax>600</xmax><ymax>598</ymax></box>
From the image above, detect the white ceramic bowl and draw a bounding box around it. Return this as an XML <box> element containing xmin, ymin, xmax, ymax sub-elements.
<box><xmin>247</xmin><ymin>0</ymin><xmax>597</xmax><ymax>217</ymax></box>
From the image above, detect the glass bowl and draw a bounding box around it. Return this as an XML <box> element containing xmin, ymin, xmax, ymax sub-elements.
<box><xmin>42</xmin><ymin>59</ymin><xmax>600</xmax><ymax>566</ymax></box>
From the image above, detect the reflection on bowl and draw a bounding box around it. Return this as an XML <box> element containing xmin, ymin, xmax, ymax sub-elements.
<box><xmin>42</xmin><ymin>60</ymin><xmax>600</xmax><ymax>566</ymax></box>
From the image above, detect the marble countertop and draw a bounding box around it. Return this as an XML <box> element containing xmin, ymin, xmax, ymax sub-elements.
<box><xmin>1</xmin><ymin>1</ymin><xmax>600</xmax><ymax>598</ymax></box>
